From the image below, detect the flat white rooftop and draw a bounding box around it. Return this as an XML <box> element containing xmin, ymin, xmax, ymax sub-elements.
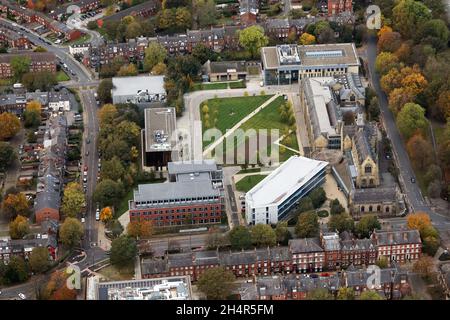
<box><xmin>246</xmin><ymin>156</ymin><xmax>328</xmax><ymax>207</ymax></box>
<box><xmin>308</xmin><ymin>77</ymin><xmax>335</xmax><ymax>136</ymax></box>
<box><xmin>112</xmin><ymin>75</ymin><xmax>165</xmax><ymax>96</ymax></box>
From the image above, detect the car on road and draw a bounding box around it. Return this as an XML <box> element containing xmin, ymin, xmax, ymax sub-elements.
<box><xmin>18</xmin><ymin>293</ymin><xmax>26</xmax><ymax>300</ymax></box>
<box><xmin>95</xmin><ymin>210</ymin><xmax>100</xmax><ymax>221</ymax></box>
<box><xmin>411</xmin><ymin>177</ymin><xmax>416</xmax><ymax>183</ymax></box>
<box><xmin>86</xmin><ymin>138</ymin><xmax>90</xmax><ymax>144</ymax></box>
<box><xmin>85</xmin><ymin>150</ymin><xmax>89</xmax><ymax>156</ymax></box>
<box><xmin>83</xmin><ymin>177</ymin><xmax>87</xmax><ymax>183</ymax></box>
<box><xmin>81</xmin><ymin>217</ymin><xmax>85</xmax><ymax>223</ymax></box>
<box><xmin>84</xmin><ymin>165</ymin><xmax>88</xmax><ymax>171</ymax></box>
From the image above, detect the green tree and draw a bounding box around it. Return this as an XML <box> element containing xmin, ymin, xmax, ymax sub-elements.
<box><xmin>308</xmin><ymin>288</ymin><xmax>333</xmax><ymax>300</ymax></box>
<box><xmin>355</xmin><ymin>215</ymin><xmax>381</xmax><ymax>238</ymax></box>
<box><xmin>330</xmin><ymin>199</ymin><xmax>345</xmax><ymax>215</ymax></box>
<box><xmin>143</xmin><ymin>42</ymin><xmax>168</xmax><ymax>72</ymax></box>
<box><xmin>251</xmin><ymin>224</ymin><xmax>276</xmax><ymax>247</ymax></box>
<box><xmin>228</xmin><ymin>226</ymin><xmax>252</xmax><ymax>250</ymax></box>
<box><xmin>110</xmin><ymin>235</ymin><xmax>137</xmax><ymax>268</ymax></box>
<box><xmin>9</xmin><ymin>215</ymin><xmax>29</xmax><ymax>239</ymax></box>
<box><xmin>61</xmin><ymin>182</ymin><xmax>85</xmax><ymax>218</ymax></box>
<box><xmin>396</xmin><ymin>103</ymin><xmax>428</xmax><ymax>140</ymax></box>
<box><xmin>238</xmin><ymin>25</ymin><xmax>269</xmax><ymax>59</ymax></box>
<box><xmin>309</xmin><ymin>187</ymin><xmax>326</xmax><ymax>208</ymax></box>
<box><xmin>206</xmin><ymin>227</ymin><xmax>228</xmax><ymax>249</ymax></box>
<box><xmin>192</xmin><ymin>43</ymin><xmax>218</xmax><ymax>65</ymax></box>
<box><xmin>337</xmin><ymin>287</ymin><xmax>355</xmax><ymax>300</ymax></box>
<box><xmin>175</xmin><ymin>7</ymin><xmax>192</xmax><ymax>29</ymax></box>
<box><xmin>295</xmin><ymin>211</ymin><xmax>319</xmax><ymax>238</ymax></box>
<box><xmin>197</xmin><ymin>267</ymin><xmax>236</xmax><ymax>300</ymax></box>
<box><xmin>0</xmin><ymin>142</ymin><xmax>16</xmax><ymax>173</ymax></box>
<box><xmin>101</xmin><ymin>156</ymin><xmax>126</xmax><ymax>181</ymax></box>
<box><xmin>29</xmin><ymin>247</ymin><xmax>50</xmax><ymax>273</ymax></box>
<box><xmin>275</xmin><ymin>221</ymin><xmax>291</xmax><ymax>245</ymax></box>
<box><xmin>376</xmin><ymin>256</ymin><xmax>389</xmax><ymax>268</ymax></box>
<box><xmin>117</xmin><ymin>63</ymin><xmax>138</xmax><ymax>76</ymax></box>
<box><xmin>60</xmin><ymin>218</ymin><xmax>84</xmax><ymax>248</ymax></box>
<box><xmin>392</xmin><ymin>0</ymin><xmax>432</xmax><ymax>38</ymax></box>
<box><xmin>328</xmin><ymin>213</ymin><xmax>354</xmax><ymax>233</ymax></box>
<box><xmin>359</xmin><ymin>290</ymin><xmax>384</xmax><ymax>300</ymax></box>
<box><xmin>297</xmin><ymin>197</ymin><xmax>314</xmax><ymax>213</ymax></box>
<box><xmin>94</xmin><ymin>179</ymin><xmax>124</xmax><ymax>208</ymax></box>
<box><xmin>3</xmin><ymin>256</ymin><xmax>29</xmax><ymax>284</ymax></box>
<box><xmin>10</xmin><ymin>56</ymin><xmax>30</xmax><ymax>81</ymax></box>
<box><xmin>418</xmin><ymin>19</ymin><xmax>449</xmax><ymax>50</ymax></box>
<box><xmin>97</xmin><ymin>78</ymin><xmax>113</xmax><ymax>104</ymax></box>
<box><xmin>194</xmin><ymin>0</ymin><xmax>217</xmax><ymax>27</ymax></box>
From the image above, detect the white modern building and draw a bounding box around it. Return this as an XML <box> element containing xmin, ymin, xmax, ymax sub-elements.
<box><xmin>245</xmin><ymin>156</ymin><xmax>329</xmax><ymax>225</ymax></box>
<box><xmin>111</xmin><ymin>75</ymin><xmax>166</xmax><ymax>104</ymax></box>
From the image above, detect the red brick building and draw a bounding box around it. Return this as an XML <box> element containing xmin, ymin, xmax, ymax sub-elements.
<box><xmin>0</xmin><ymin>52</ymin><xmax>57</xmax><ymax>78</ymax></box>
<box><xmin>0</xmin><ymin>27</ymin><xmax>31</xmax><ymax>49</ymax></box>
<box><xmin>327</xmin><ymin>0</ymin><xmax>352</xmax><ymax>16</ymax></box>
<box><xmin>289</xmin><ymin>238</ymin><xmax>325</xmax><ymax>273</ymax></box>
<box><xmin>371</xmin><ymin>229</ymin><xmax>422</xmax><ymax>263</ymax></box>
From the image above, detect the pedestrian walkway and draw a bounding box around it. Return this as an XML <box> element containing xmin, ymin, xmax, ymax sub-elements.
<box><xmin>203</xmin><ymin>94</ymin><xmax>281</xmax><ymax>157</ymax></box>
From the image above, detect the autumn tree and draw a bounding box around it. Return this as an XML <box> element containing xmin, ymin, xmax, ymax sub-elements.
<box><xmin>406</xmin><ymin>134</ymin><xmax>433</xmax><ymax>170</ymax></box>
<box><xmin>238</xmin><ymin>25</ymin><xmax>269</xmax><ymax>59</ymax></box>
<box><xmin>375</xmin><ymin>52</ymin><xmax>399</xmax><ymax>76</ymax></box>
<box><xmin>392</xmin><ymin>0</ymin><xmax>432</xmax><ymax>38</ymax></box>
<box><xmin>197</xmin><ymin>267</ymin><xmax>236</xmax><ymax>300</ymax></box>
<box><xmin>100</xmin><ymin>206</ymin><xmax>113</xmax><ymax>222</ymax></box>
<box><xmin>110</xmin><ymin>235</ymin><xmax>137</xmax><ymax>268</ymax></box>
<box><xmin>60</xmin><ymin>218</ymin><xmax>84</xmax><ymax>249</ymax></box>
<box><xmin>143</xmin><ymin>42</ymin><xmax>167</xmax><ymax>72</ymax></box>
<box><xmin>61</xmin><ymin>182</ymin><xmax>85</xmax><ymax>218</ymax></box>
<box><xmin>1</xmin><ymin>193</ymin><xmax>30</xmax><ymax>220</ymax></box>
<box><xmin>40</xmin><ymin>270</ymin><xmax>76</xmax><ymax>300</ymax></box>
<box><xmin>29</xmin><ymin>247</ymin><xmax>50</xmax><ymax>273</ymax></box>
<box><xmin>0</xmin><ymin>112</ymin><xmax>21</xmax><ymax>141</ymax></box>
<box><xmin>98</xmin><ymin>104</ymin><xmax>118</xmax><ymax>127</ymax></box>
<box><xmin>413</xmin><ymin>255</ymin><xmax>434</xmax><ymax>279</ymax></box>
<box><xmin>151</xmin><ymin>62</ymin><xmax>167</xmax><ymax>75</ymax></box>
<box><xmin>23</xmin><ymin>100</ymin><xmax>42</xmax><ymax>128</ymax></box>
<box><xmin>228</xmin><ymin>226</ymin><xmax>252</xmax><ymax>250</ymax></box>
<box><xmin>9</xmin><ymin>215</ymin><xmax>30</xmax><ymax>239</ymax></box>
<box><xmin>127</xmin><ymin>220</ymin><xmax>153</xmax><ymax>239</ymax></box>
<box><xmin>117</xmin><ymin>63</ymin><xmax>138</xmax><ymax>76</ymax></box>
<box><xmin>299</xmin><ymin>32</ymin><xmax>316</xmax><ymax>45</ymax></box>
<box><xmin>0</xmin><ymin>142</ymin><xmax>16</xmax><ymax>173</ymax></box>
<box><xmin>396</xmin><ymin>103</ymin><xmax>428</xmax><ymax>139</ymax></box>
<box><xmin>437</xmin><ymin>90</ymin><xmax>450</xmax><ymax>119</ymax></box>
<box><xmin>251</xmin><ymin>224</ymin><xmax>276</xmax><ymax>247</ymax></box>
<box><xmin>295</xmin><ymin>211</ymin><xmax>319</xmax><ymax>238</ymax></box>
<box><xmin>377</xmin><ymin>26</ymin><xmax>402</xmax><ymax>52</ymax></box>
<box><xmin>388</xmin><ymin>87</ymin><xmax>415</xmax><ymax>114</ymax></box>
<box><xmin>407</xmin><ymin>212</ymin><xmax>432</xmax><ymax>232</ymax></box>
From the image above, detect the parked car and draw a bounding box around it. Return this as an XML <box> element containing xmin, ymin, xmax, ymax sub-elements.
<box><xmin>81</xmin><ymin>217</ymin><xmax>85</xmax><ymax>223</ymax></box>
<box><xmin>18</xmin><ymin>293</ymin><xmax>26</xmax><ymax>300</ymax></box>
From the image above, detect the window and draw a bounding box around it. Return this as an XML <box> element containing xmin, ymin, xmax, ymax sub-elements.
<box><xmin>365</xmin><ymin>165</ymin><xmax>372</xmax><ymax>174</ymax></box>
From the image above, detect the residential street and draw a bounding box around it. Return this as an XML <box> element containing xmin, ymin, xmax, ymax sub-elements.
<box><xmin>365</xmin><ymin>35</ymin><xmax>448</xmax><ymax>225</ymax></box>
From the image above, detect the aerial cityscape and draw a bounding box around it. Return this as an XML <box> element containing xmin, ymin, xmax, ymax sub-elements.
<box><xmin>0</xmin><ymin>0</ymin><xmax>449</xmax><ymax>304</ymax></box>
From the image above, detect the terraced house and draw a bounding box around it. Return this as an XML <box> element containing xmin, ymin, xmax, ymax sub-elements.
<box><xmin>0</xmin><ymin>52</ymin><xmax>56</xmax><ymax>78</ymax></box>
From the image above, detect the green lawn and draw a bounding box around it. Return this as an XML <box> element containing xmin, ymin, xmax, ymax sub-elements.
<box><xmin>192</xmin><ymin>82</ymin><xmax>228</xmax><ymax>91</ymax></box>
<box><xmin>201</xmin><ymin>95</ymin><xmax>273</xmax><ymax>148</ymax></box>
<box><xmin>235</xmin><ymin>174</ymin><xmax>267</xmax><ymax>192</ymax></box>
<box><xmin>56</xmin><ymin>70</ymin><xmax>70</xmax><ymax>82</ymax></box>
<box><xmin>234</xmin><ymin>96</ymin><xmax>300</xmax><ymax>162</ymax></box>
<box><xmin>229</xmin><ymin>80</ymin><xmax>246</xmax><ymax>89</ymax></box>
<box><xmin>237</xmin><ymin>167</ymin><xmax>261</xmax><ymax>174</ymax></box>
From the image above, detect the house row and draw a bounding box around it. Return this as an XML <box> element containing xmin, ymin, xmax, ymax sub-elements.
<box><xmin>0</xmin><ymin>88</ymin><xmax>71</xmax><ymax>114</ymax></box>
<box><xmin>0</xmin><ymin>0</ymin><xmax>81</xmax><ymax>40</ymax></box>
<box><xmin>238</xmin><ymin>264</ymin><xmax>410</xmax><ymax>300</ymax></box>
<box><xmin>0</xmin><ymin>22</ymin><xmax>31</xmax><ymax>49</ymax></box>
<box><xmin>34</xmin><ymin>114</ymin><xmax>68</xmax><ymax>224</ymax></box>
<box><xmin>0</xmin><ymin>51</ymin><xmax>57</xmax><ymax>78</ymax></box>
<box><xmin>102</xmin><ymin>0</ymin><xmax>161</xmax><ymax>22</ymax></box>
<box><xmin>0</xmin><ymin>219</ymin><xmax>59</xmax><ymax>262</ymax></box>
<box><xmin>140</xmin><ymin>229</ymin><xmax>422</xmax><ymax>280</ymax></box>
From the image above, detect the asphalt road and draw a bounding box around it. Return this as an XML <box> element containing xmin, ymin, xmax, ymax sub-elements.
<box><xmin>366</xmin><ymin>35</ymin><xmax>448</xmax><ymax>224</ymax></box>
